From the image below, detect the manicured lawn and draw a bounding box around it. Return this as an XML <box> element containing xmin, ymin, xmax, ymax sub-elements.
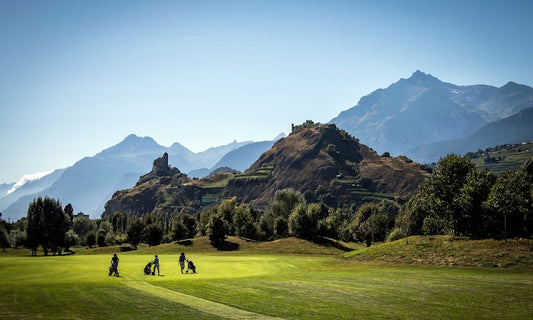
<box><xmin>0</xmin><ymin>251</ymin><xmax>532</xmax><ymax>319</ymax></box>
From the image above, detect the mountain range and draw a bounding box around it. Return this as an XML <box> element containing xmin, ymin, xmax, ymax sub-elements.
<box><xmin>2</xmin><ymin>70</ymin><xmax>532</xmax><ymax>221</ymax></box>
<box><xmin>330</xmin><ymin>71</ymin><xmax>533</xmax><ymax>159</ymax></box>
<box><xmin>405</xmin><ymin>107</ymin><xmax>533</xmax><ymax>163</ymax></box>
<box><xmin>0</xmin><ymin>135</ymin><xmax>280</xmax><ymax>221</ymax></box>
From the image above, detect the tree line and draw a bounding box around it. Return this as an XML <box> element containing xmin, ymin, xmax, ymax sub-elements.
<box><xmin>0</xmin><ymin>155</ymin><xmax>531</xmax><ymax>254</ymax></box>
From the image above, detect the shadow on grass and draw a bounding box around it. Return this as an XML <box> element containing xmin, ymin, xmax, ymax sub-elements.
<box><xmin>176</xmin><ymin>239</ymin><xmax>193</xmax><ymax>246</ymax></box>
<box><xmin>311</xmin><ymin>237</ymin><xmax>354</xmax><ymax>252</ymax></box>
<box><xmin>212</xmin><ymin>240</ymin><xmax>239</xmax><ymax>251</ymax></box>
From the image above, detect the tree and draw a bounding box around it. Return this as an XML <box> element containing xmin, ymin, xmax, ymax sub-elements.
<box><xmin>270</xmin><ymin>188</ymin><xmax>305</xmax><ymax>218</ymax></box>
<box><xmin>273</xmin><ymin>216</ymin><xmax>289</xmax><ymax>238</ymax></box>
<box><xmin>64</xmin><ymin>204</ymin><xmax>74</xmax><ymax>223</ymax></box>
<box><xmin>257</xmin><ymin>212</ymin><xmax>274</xmax><ymax>241</ymax></box>
<box><xmin>44</xmin><ymin>198</ymin><xmax>70</xmax><ymax>255</ymax></box>
<box><xmin>207</xmin><ymin>213</ymin><xmax>228</xmax><ymax>246</ymax></box>
<box><xmin>396</xmin><ymin>155</ymin><xmax>485</xmax><ymax>237</ymax></box>
<box><xmin>232</xmin><ymin>204</ymin><xmax>256</xmax><ymax>239</ymax></box>
<box><xmin>348</xmin><ymin>202</ymin><xmax>392</xmax><ymax>245</ymax></box>
<box><xmin>126</xmin><ymin>217</ymin><xmax>145</xmax><ymax>249</ymax></box>
<box><xmin>486</xmin><ymin>170</ymin><xmax>531</xmax><ymax>239</ymax></box>
<box><xmin>198</xmin><ymin>206</ymin><xmax>217</xmax><ymax>236</ymax></box>
<box><xmin>217</xmin><ymin>197</ymin><xmax>237</xmax><ymax>235</ymax></box>
<box><xmin>72</xmin><ymin>216</ymin><xmax>97</xmax><ymax>245</ymax></box>
<box><xmin>26</xmin><ymin>197</ymin><xmax>69</xmax><ymax>255</ymax></box>
<box><xmin>171</xmin><ymin>219</ymin><xmax>188</xmax><ymax>241</ymax></box>
<box><xmin>97</xmin><ymin>229</ymin><xmax>107</xmax><ymax>247</ymax></box>
<box><xmin>181</xmin><ymin>214</ymin><xmax>197</xmax><ymax>238</ymax></box>
<box><xmin>0</xmin><ymin>226</ymin><xmax>9</xmax><ymax>252</ymax></box>
<box><xmin>8</xmin><ymin>229</ymin><xmax>26</xmax><ymax>248</ymax></box>
<box><xmin>63</xmin><ymin>230</ymin><xmax>79</xmax><ymax>251</ymax></box>
<box><xmin>144</xmin><ymin>224</ymin><xmax>163</xmax><ymax>246</ymax></box>
<box><xmin>26</xmin><ymin>198</ymin><xmax>44</xmax><ymax>255</ymax></box>
<box><xmin>288</xmin><ymin>203</ymin><xmax>321</xmax><ymax>239</ymax></box>
<box><xmin>324</xmin><ymin>208</ymin><xmax>350</xmax><ymax>239</ymax></box>
<box><xmin>86</xmin><ymin>233</ymin><xmax>96</xmax><ymax>248</ymax></box>
<box><xmin>107</xmin><ymin>211</ymin><xmax>127</xmax><ymax>234</ymax></box>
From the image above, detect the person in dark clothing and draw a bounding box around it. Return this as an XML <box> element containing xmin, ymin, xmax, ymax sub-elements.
<box><xmin>178</xmin><ymin>252</ymin><xmax>186</xmax><ymax>274</ymax></box>
<box><xmin>109</xmin><ymin>253</ymin><xmax>119</xmax><ymax>277</ymax></box>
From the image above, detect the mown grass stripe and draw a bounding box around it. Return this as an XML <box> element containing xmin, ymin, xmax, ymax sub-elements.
<box><xmin>125</xmin><ymin>281</ymin><xmax>284</xmax><ymax>320</ymax></box>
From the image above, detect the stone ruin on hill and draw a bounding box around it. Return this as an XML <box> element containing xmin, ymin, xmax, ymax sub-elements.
<box><xmin>152</xmin><ymin>152</ymin><xmax>171</xmax><ymax>175</ymax></box>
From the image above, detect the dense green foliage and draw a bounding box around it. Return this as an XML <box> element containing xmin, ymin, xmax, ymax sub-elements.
<box><xmin>26</xmin><ymin>197</ymin><xmax>71</xmax><ymax>255</ymax></box>
<box><xmin>397</xmin><ymin>155</ymin><xmax>532</xmax><ymax>239</ymax></box>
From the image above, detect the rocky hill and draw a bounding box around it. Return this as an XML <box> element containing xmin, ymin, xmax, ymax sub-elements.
<box><xmin>222</xmin><ymin>123</ymin><xmax>430</xmax><ymax>206</ymax></box>
<box><xmin>103</xmin><ymin>153</ymin><xmax>196</xmax><ymax>217</ymax></box>
<box><xmin>103</xmin><ymin>124</ymin><xmax>431</xmax><ymax>217</ymax></box>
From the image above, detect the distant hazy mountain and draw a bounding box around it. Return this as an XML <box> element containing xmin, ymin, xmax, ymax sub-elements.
<box><xmin>169</xmin><ymin>140</ymin><xmax>253</xmax><ymax>173</ymax></box>
<box><xmin>3</xmin><ymin>134</ymin><xmax>251</xmax><ymax>221</ymax></box>
<box><xmin>405</xmin><ymin>107</ymin><xmax>533</xmax><ymax>163</ymax></box>
<box><xmin>0</xmin><ymin>169</ymin><xmax>65</xmax><ymax>213</ymax></box>
<box><xmin>0</xmin><ymin>183</ymin><xmax>15</xmax><ymax>199</ymax></box>
<box><xmin>187</xmin><ymin>135</ymin><xmax>285</xmax><ymax>178</ymax></box>
<box><xmin>330</xmin><ymin>71</ymin><xmax>533</xmax><ymax>156</ymax></box>
<box><xmin>210</xmin><ymin>135</ymin><xmax>285</xmax><ymax>171</ymax></box>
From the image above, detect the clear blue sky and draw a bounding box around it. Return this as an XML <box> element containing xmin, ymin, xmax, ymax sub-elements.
<box><xmin>1</xmin><ymin>0</ymin><xmax>532</xmax><ymax>183</ymax></box>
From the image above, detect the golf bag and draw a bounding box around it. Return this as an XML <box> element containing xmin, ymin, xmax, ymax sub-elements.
<box><xmin>186</xmin><ymin>259</ymin><xmax>196</xmax><ymax>274</ymax></box>
<box><xmin>144</xmin><ymin>262</ymin><xmax>153</xmax><ymax>275</ymax></box>
<box><xmin>109</xmin><ymin>262</ymin><xmax>119</xmax><ymax>276</ymax></box>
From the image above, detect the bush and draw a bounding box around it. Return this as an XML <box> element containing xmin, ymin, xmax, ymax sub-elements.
<box><xmin>8</xmin><ymin>229</ymin><xmax>26</xmax><ymax>248</ymax></box>
<box><xmin>114</xmin><ymin>233</ymin><xmax>127</xmax><ymax>245</ymax></box>
<box><xmin>105</xmin><ymin>232</ymin><xmax>116</xmax><ymax>246</ymax></box>
<box><xmin>64</xmin><ymin>230</ymin><xmax>79</xmax><ymax>250</ymax></box>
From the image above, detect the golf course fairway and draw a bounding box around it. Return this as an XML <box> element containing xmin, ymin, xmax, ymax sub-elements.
<box><xmin>0</xmin><ymin>252</ymin><xmax>532</xmax><ymax>319</ymax></box>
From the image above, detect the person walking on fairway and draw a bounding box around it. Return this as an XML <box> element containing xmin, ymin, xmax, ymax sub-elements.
<box><xmin>153</xmin><ymin>254</ymin><xmax>160</xmax><ymax>276</ymax></box>
<box><xmin>179</xmin><ymin>252</ymin><xmax>186</xmax><ymax>274</ymax></box>
<box><xmin>109</xmin><ymin>253</ymin><xmax>119</xmax><ymax>277</ymax></box>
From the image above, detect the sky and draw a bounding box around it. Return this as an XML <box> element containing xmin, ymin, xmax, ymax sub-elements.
<box><xmin>1</xmin><ymin>0</ymin><xmax>532</xmax><ymax>184</ymax></box>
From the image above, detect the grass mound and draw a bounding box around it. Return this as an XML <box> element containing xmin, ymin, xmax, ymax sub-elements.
<box><xmin>21</xmin><ymin>236</ymin><xmax>360</xmax><ymax>258</ymax></box>
<box><xmin>345</xmin><ymin>236</ymin><xmax>533</xmax><ymax>268</ymax></box>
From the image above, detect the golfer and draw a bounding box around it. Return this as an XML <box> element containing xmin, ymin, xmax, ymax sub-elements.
<box><xmin>153</xmin><ymin>254</ymin><xmax>160</xmax><ymax>276</ymax></box>
<box><xmin>179</xmin><ymin>252</ymin><xmax>186</xmax><ymax>274</ymax></box>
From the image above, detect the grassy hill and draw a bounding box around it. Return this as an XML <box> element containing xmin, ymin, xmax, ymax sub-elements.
<box><xmin>468</xmin><ymin>141</ymin><xmax>533</xmax><ymax>173</ymax></box>
<box><xmin>11</xmin><ymin>235</ymin><xmax>531</xmax><ymax>269</ymax></box>
<box><xmin>345</xmin><ymin>235</ymin><xmax>533</xmax><ymax>268</ymax></box>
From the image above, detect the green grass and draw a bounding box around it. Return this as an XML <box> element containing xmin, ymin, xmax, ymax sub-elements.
<box><xmin>470</xmin><ymin>143</ymin><xmax>533</xmax><ymax>173</ymax></box>
<box><xmin>1</xmin><ymin>241</ymin><xmax>532</xmax><ymax>319</ymax></box>
<box><xmin>346</xmin><ymin>236</ymin><xmax>533</xmax><ymax>268</ymax></box>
